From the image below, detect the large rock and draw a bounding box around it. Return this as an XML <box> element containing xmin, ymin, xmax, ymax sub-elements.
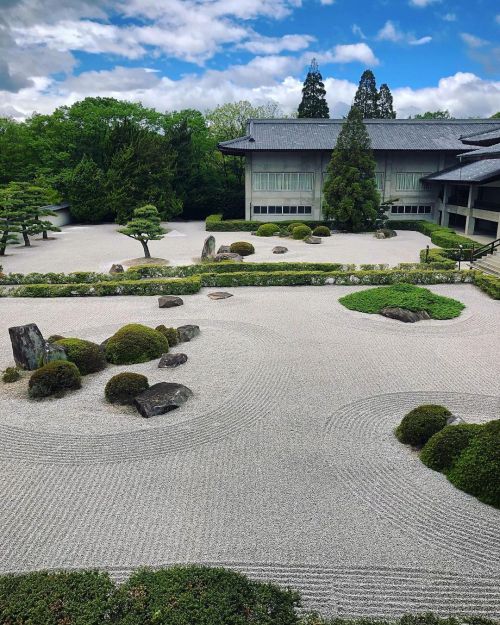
<box><xmin>217</xmin><ymin>245</ymin><xmax>231</xmax><ymax>254</ymax></box>
<box><xmin>208</xmin><ymin>291</ymin><xmax>233</xmax><ymax>300</ymax></box>
<box><xmin>380</xmin><ymin>307</ymin><xmax>431</xmax><ymax>323</ymax></box>
<box><xmin>109</xmin><ymin>263</ymin><xmax>124</xmax><ymax>274</ymax></box>
<box><xmin>158</xmin><ymin>295</ymin><xmax>184</xmax><ymax>308</ymax></box>
<box><xmin>41</xmin><ymin>342</ymin><xmax>67</xmax><ymax>366</ymax></box>
<box><xmin>214</xmin><ymin>252</ymin><xmax>242</xmax><ymax>262</ymax></box>
<box><xmin>134</xmin><ymin>382</ymin><xmax>193</xmax><ymax>417</ymax></box>
<box><xmin>177</xmin><ymin>324</ymin><xmax>200</xmax><ymax>342</ymax></box>
<box><xmin>374</xmin><ymin>231</ymin><xmax>386</xmax><ymax>239</ymax></box>
<box><xmin>273</xmin><ymin>246</ymin><xmax>288</xmax><ymax>254</ymax></box>
<box><xmin>8</xmin><ymin>323</ymin><xmax>45</xmax><ymax>370</ymax></box>
<box><xmin>201</xmin><ymin>235</ymin><xmax>216</xmax><ymax>260</ymax></box>
<box><xmin>304</xmin><ymin>236</ymin><xmax>322</xmax><ymax>244</ymax></box>
<box><xmin>158</xmin><ymin>352</ymin><xmax>188</xmax><ymax>368</ymax></box>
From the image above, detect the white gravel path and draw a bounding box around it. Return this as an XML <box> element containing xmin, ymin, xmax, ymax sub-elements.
<box><xmin>0</xmin><ymin>221</ymin><xmax>436</xmax><ymax>274</ymax></box>
<box><xmin>0</xmin><ymin>284</ymin><xmax>499</xmax><ymax>618</ymax></box>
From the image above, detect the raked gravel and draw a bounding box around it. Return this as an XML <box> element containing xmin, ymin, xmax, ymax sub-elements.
<box><xmin>0</xmin><ymin>283</ymin><xmax>499</xmax><ymax>618</ymax></box>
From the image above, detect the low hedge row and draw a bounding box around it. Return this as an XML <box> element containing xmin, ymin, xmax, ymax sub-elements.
<box><xmin>205</xmin><ymin>214</ymin><xmax>330</xmax><ymax>232</ymax></box>
<box><xmin>418</xmin><ymin>248</ymin><xmax>457</xmax><ymax>269</ymax></box>
<box><xmin>0</xmin><ymin>270</ymin><xmax>135</xmax><ymax>285</ymax></box>
<box><xmin>473</xmin><ymin>272</ymin><xmax>500</xmax><ymax>299</ymax></box>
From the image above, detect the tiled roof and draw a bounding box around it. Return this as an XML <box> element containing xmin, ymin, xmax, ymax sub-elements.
<box><xmin>460</xmin><ymin>127</ymin><xmax>500</xmax><ymax>146</ymax></box>
<box><xmin>459</xmin><ymin>144</ymin><xmax>500</xmax><ymax>159</ymax></box>
<box><xmin>423</xmin><ymin>159</ymin><xmax>500</xmax><ymax>184</ymax></box>
<box><xmin>218</xmin><ymin>119</ymin><xmax>500</xmax><ymax>154</ymax></box>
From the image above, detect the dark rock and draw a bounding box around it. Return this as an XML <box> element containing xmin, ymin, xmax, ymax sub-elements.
<box><xmin>109</xmin><ymin>263</ymin><xmax>124</xmax><ymax>274</ymax></box>
<box><xmin>158</xmin><ymin>295</ymin><xmax>184</xmax><ymax>308</ymax></box>
<box><xmin>8</xmin><ymin>323</ymin><xmax>46</xmax><ymax>370</ymax></box>
<box><xmin>99</xmin><ymin>338</ymin><xmax>110</xmax><ymax>353</ymax></box>
<box><xmin>374</xmin><ymin>231</ymin><xmax>386</xmax><ymax>239</ymax></box>
<box><xmin>380</xmin><ymin>307</ymin><xmax>431</xmax><ymax>323</ymax></box>
<box><xmin>214</xmin><ymin>252</ymin><xmax>242</xmax><ymax>262</ymax></box>
<box><xmin>177</xmin><ymin>324</ymin><xmax>200</xmax><ymax>342</ymax></box>
<box><xmin>304</xmin><ymin>236</ymin><xmax>322</xmax><ymax>244</ymax></box>
<box><xmin>158</xmin><ymin>352</ymin><xmax>188</xmax><ymax>368</ymax></box>
<box><xmin>134</xmin><ymin>382</ymin><xmax>193</xmax><ymax>417</ymax></box>
<box><xmin>208</xmin><ymin>291</ymin><xmax>233</xmax><ymax>300</ymax></box>
<box><xmin>201</xmin><ymin>235</ymin><xmax>216</xmax><ymax>260</ymax></box>
<box><xmin>272</xmin><ymin>246</ymin><xmax>288</xmax><ymax>254</ymax></box>
<box><xmin>217</xmin><ymin>245</ymin><xmax>231</xmax><ymax>254</ymax></box>
<box><xmin>41</xmin><ymin>341</ymin><xmax>67</xmax><ymax>366</ymax></box>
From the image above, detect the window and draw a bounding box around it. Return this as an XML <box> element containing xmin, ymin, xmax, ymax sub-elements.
<box><xmin>254</xmin><ymin>206</ymin><xmax>261</xmax><ymax>214</ymax></box>
<box><xmin>396</xmin><ymin>172</ymin><xmax>432</xmax><ymax>192</ymax></box>
<box><xmin>253</xmin><ymin>205</ymin><xmax>311</xmax><ymax>215</ymax></box>
<box><xmin>391</xmin><ymin>205</ymin><xmax>431</xmax><ymax>214</ymax></box>
<box><xmin>375</xmin><ymin>172</ymin><xmax>385</xmax><ymax>191</ymax></box>
<box><xmin>252</xmin><ymin>172</ymin><xmax>314</xmax><ymax>192</ymax></box>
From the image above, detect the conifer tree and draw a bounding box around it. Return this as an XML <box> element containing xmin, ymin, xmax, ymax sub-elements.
<box><xmin>353</xmin><ymin>70</ymin><xmax>379</xmax><ymax>119</ymax></box>
<box><xmin>297</xmin><ymin>59</ymin><xmax>330</xmax><ymax>119</ymax></box>
<box><xmin>378</xmin><ymin>83</ymin><xmax>396</xmax><ymax>119</ymax></box>
<box><xmin>118</xmin><ymin>204</ymin><xmax>166</xmax><ymax>258</ymax></box>
<box><xmin>0</xmin><ymin>193</ymin><xmax>23</xmax><ymax>256</ymax></box>
<box><xmin>323</xmin><ymin>106</ymin><xmax>380</xmax><ymax>232</ymax></box>
<box><xmin>67</xmin><ymin>155</ymin><xmax>109</xmax><ymax>223</ymax></box>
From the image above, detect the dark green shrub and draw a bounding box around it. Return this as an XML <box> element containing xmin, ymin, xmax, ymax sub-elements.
<box><xmin>0</xmin><ymin>570</ymin><xmax>115</xmax><ymax>625</ymax></box>
<box><xmin>421</xmin><ymin>424</ymin><xmax>482</xmax><ymax>472</ymax></box>
<box><xmin>28</xmin><ymin>361</ymin><xmax>81</xmax><ymax>398</ymax></box>
<box><xmin>419</xmin><ymin>248</ymin><xmax>456</xmax><ymax>269</ymax></box>
<box><xmin>287</xmin><ymin>222</ymin><xmax>307</xmax><ymax>233</ymax></box>
<box><xmin>113</xmin><ymin>565</ymin><xmax>300</xmax><ymax>625</ymax></box>
<box><xmin>430</xmin><ymin>230</ymin><xmax>475</xmax><ymax>250</ymax></box>
<box><xmin>312</xmin><ymin>226</ymin><xmax>331</xmax><ymax>237</ymax></box>
<box><xmin>47</xmin><ymin>334</ymin><xmax>65</xmax><ymax>343</ymax></box>
<box><xmin>256</xmin><ymin>223</ymin><xmax>280</xmax><ymax>237</ymax></box>
<box><xmin>2</xmin><ymin>366</ymin><xmax>20</xmax><ymax>383</ymax></box>
<box><xmin>292</xmin><ymin>225</ymin><xmax>313</xmax><ymax>240</ymax></box>
<box><xmin>448</xmin><ymin>419</ymin><xmax>500</xmax><ymax>508</ymax></box>
<box><xmin>105</xmin><ymin>372</ymin><xmax>149</xmax><ymax>405</ymax></box>
<box><xmin>55</xmin><ymin>338</ymin><xmax>106</xmax><ymax>375</ymax></box>
<box><xmin>473</xmin><ymin>272</ymin><xmax>500</xmax><ymax>300</ymax></box>
<box><xmin>155</xmin><ymin>325</ymin><xmax>180</xmax><ymax>347</ymax></box>
<box><xmin>395</xmin><ymin>405</ymin><xmax>451</xmax><ymax>447</ymax></box>
<box><xmin>105</xmin><ymin>324</ymin><xmax>168</xmax><ymax>365</ymax></box>
<box><xmin>230</xmin><ymin>241</ymin><xmax>255</xmax><ymax>256</ymax></box>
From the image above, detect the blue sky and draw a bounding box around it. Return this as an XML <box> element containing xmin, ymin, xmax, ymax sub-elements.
<box><xmin>0</xmin><ymin>0</ymin><xmax>499</xmax><ymax>119</ymax></box>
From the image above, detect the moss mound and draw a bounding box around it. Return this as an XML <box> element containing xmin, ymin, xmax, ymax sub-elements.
<box><xmin>421</xmin><ymin>424</ymin><xmax>482</xmax><ymax>472</ymax></box>
<box><xmin>287</xmin><ymin>222</ymin><xmax>307</xmax><ymax>233</ymax></box>
<box><xmin>339</xmin><ymin>284</ymin><xmax>465</xmax><ymax>320</ymax></box>
<box><xmin>28</xmin><ymin>361</ymin><xmax>81</xmax><ymax>398</ymax></box>
<box><xmin>105</xmin><ymin>324</ymin><xmax>168</xmax><ymax>365</ymax></box>
<box><xmin>55</xmin><ymin>338</ymin><xmax>106</xmax><ymax>375</ymax></box>
<box><xmin>2</xmin><ymin>366</ymin><xmax>20</xmax><ymax>383</ymax></box>
<box><xmin>396</xmin><ymin>404</ymin><xmax>451</xmax><ymax>447</ymax></box>
<box><xmin>47</xmin><ymin>334</ymin><xmax>65</xmax><ymax>343</ymax></box>
<box><xmin>230</xmin><ymin>241</ymin><xmax>255</xmax><ymax>256</ymax></box>
<box><xmin>256</xmin><ymin>223</ymin><xmax>280</xmax><ymax>237</ymax></box>
<box><xmin>292</xmin><ymin>225</ymin><xmax>312</xmax><ymax>240</ymax></box>
<box><xmin>105</xmin><ymin>372</ymin><xmax>149</xmax><ymax>405</ymax></box>
<box><xmin>448</xmin><ymin>419</ymin><xmax>500</xmax><ymax>508</ymax></box>
<box><xmin>155</xmin><ymin>325</ymin><xmax>179</xmax><ymax>347</ymax></box>
<box><xmin>312</xmin><ymin>225</ymin><xmax>331</xmax><ymax>237</ymax></box>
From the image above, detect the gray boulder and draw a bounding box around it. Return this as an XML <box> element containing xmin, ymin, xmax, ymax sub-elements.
<box><xmin>374</xmin><ymin>231</ymin><xmax>386</xmax><ymax>239</ymax></box>
<box><xmin>380</xmin><ymin>307</ymin><xmax>431</xmax><ymax>323</ymax></box>
<box><xmin>109</xmin><ymin>263</ymin><xmax>124</xmax><ymax>274</ymax></box>
<box><xmin>177</xmin><ymin>324</ymin><xmax>200</xmax><ymax>342</ymax></box>
<box><xmin>158</xmin><ymin>353</ymin><xmax>188</xmax><ymax>368</ymax></box>
<box><xmin>41</xmin><ymin>341</ymin><xmax>67</xmax><ymax>366</ymax></box>
<box><xmin>134</xmin><ymin>382</ymin><xmax>193</xmax><ymax>417</ymax></box>
<box><xmin>214</xmin><ymin>252</ymin><xmax>242</xmax><ymax>262</ymax></box>
<box><xmin>208</xmin><ymin>291</ymin><xmax>233</xmax><ymax>300</ymax></box>
<box><xmin>8</xmin><ymin>323</ymin><xmax>46</xmax><ymax>370</ymax></box>
<box><xmin>201</xmin><ymin>235</ymin><xmax>216</xmax><ymax>260</ymax></box>
<box><xmin>217</xmin><ymin>245</ymin><xmax>231</xmax><ymax>254</ymax></box>
<box><xmin>304</xmin><ymin>236</ymin><xmax>322</xmax><ymax>244</ymax></box>
<box><xmin>158</xmin><ymin>295</ymin><xmax>184</xmax><ymax>308</ymax></box>
<box><xmin>272</xmin><ymin>246</ymin><xmax>288</xmax><ymax>254</ymax></box>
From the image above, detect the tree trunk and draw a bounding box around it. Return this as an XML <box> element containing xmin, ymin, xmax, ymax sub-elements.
<box><xmin>0</xmin><ymin>231</ymin><xmax>7</xmax><ymax>256</ymax></box>
<box><xmin>141</xmin><ymin>240</ymin><xmax>151</xmax><ymax>258</ymax></box>
<box><xmin>22</xmin><ymin>228</ymin><xmax>30</xmax><ymax>247</ymax></box>
<box><xmin>42</xmin><ymin>230</ymin><xmax>48</xmax><ymax>240</ymax></box>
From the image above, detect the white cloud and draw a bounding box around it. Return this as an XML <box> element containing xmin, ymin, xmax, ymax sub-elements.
<box><xmin>351</xmin><ymin>24</ymin><xmax>367</xmax><ymax>40</ymax></box>
<box><xmin>460</xmin><ymin>33</ymin><xmax>489</xmax><ymax>48</ymax></box>
<box><xmin>239</xmin><ymin>34</ymin><xmax>315</xmax><ymax>55</ymax></box>
<box><xmin>409</xmin><ymin>0</ymin><xmax>440</xmax><ymax>7</ymax></box>
<box><xmin>377</xmin><ymin>21</ymin><xmax>432</xmax><ymax>46</ymax></box>
<box><xmin>442</xmin><ymin>13</ymin><xmax>457</xmax><ymax>22</ymax></box>
<box><xmin>325</xmin><ymin>43</ymin><xmax>379</xmax><ymax>65</ymax></box>
<box><xmin>409</xmin><ymin>36</ymin><xmax>432</xmax><ymax>46</ymax></box>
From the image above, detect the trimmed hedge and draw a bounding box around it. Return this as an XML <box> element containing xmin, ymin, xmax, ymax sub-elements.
<box><xmin>55</xmin><ymin>338</ymin><xmax>106</xmax><ymax>375</ymax></box>
<box><xmin>421</xmin><ymin>424</ymin><xmax>482</xmax><ymax>472</ymax></box>
<box><xmin>105</xmin><ymin>372</ymin><xmax>149</xmax><ymax>404</ymax></box>
<box><xmin>28</xmin><ymin>360</ymin><xmax>81</xmax><ymax>398</ymax></box>
<box><xmin>395</xmin><ymin>405</ymin><xmax>451</xmax><ymax>448</ymax></box>
<box><xmin>105</xmin><ymin>324</ymin><xmax>168</xmax><ymax>365</ymax></box>
<box><xmin>473</xmin><ymin>272</ymin><xmax>500</xmax><ymax>299</ymax></box>
<box><xmin>205</xmin><ymin>214</ymin><xmax>329</xmax><ymax>232</ymax></box>
<box><xmin>419</xmin><ymin>248</ymin><xmax>457</xmax><ymax>269</ymax></box>
<box><xmin>131</xmin><ymin>262</ymin><xmax>356</xmax><ymax>277</ymax></box>
<box><xmin>430</xmin><ymin>230</ymin><xmax>476</xmax><ymax>250</ymax></box>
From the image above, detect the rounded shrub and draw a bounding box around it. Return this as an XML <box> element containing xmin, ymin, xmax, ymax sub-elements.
<box><xmin>47</xmin><ymin>334</ymin><xmax>65</xmax><ymax>343</ymax></box>
<box><xmin>28</xmin><ymin>361</ymin><xmax>81</xmax><ymax>399</ymax></box>
<box><xmin>395</xmin><ymin>404</ymin><xmax>451</xmax><ymax>447</ymax></box>
<box><xmin>155</xmin><ymin>325</ymin><xmax>179</xmax><ymax>347</ymax></box>
<box><xmin>312</xmin><ymin>225</ymin><xmax>331</xmax><ymax>237</ymax></box>
<box><xmin>2</xmin><ymin>366</ymin><xmax>20</xmax><ymax>383</ymax></box>
<box><xmin>229</xmin><ymin>241</ymin><xmax>255</xmax><ymax>256</ymax></box>
<box><xmin>292</xmin><ymin>225</ymin><xmax>312</xmax><ymax>240</ymax></box>
<box><xmin>448</xmin><ymin>419</ymin><xmax>500</xmax><ymax>508</ymax></box>
<box><xmin>105</xmin><ymin>372</ymin><xmax>149</xmax><ymax>405</ymax></box>
<box><xmin>105</xmin><ymin>324</ymin><xmax>168</xmax><ymax>365</ymax></box>
<box><xmin>287</xmin><ymin>222</ymin><xmax>307</xmax><ymax>233</ymax></box>
<box><xmin>420</xmin><ymin>424</ymin><xmax>482</xmax><ymax>472</ymax></box>
<box><xmin>256</xmin><ymin>223</ymin><xmax>280</xmax><ymax>237</ymax></box>
<box><xmin>55</xmin><ymin>338</ymin><xmax>106</xmax><ymax>375</ymax></box>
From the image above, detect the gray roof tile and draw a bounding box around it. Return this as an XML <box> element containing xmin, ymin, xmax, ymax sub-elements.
<box><xmin>423</xmin><ymin>159</ymin><xmax>500</xmax><ymax>183</ymax></box>
<box><xmin>459</xmin><ymin>127</ymin><xmax>500</xmax><ymax>146</ymax></box>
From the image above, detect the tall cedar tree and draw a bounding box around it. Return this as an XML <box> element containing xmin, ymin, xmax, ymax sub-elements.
<box><xmin>297</xmin><ymin>59</ymin><xmax>330</xmax><ymax>119</ymax></box>
<box><xmin>323</xmin><ymin>106</ymin><xmax>380</xmax><ymax>232</ymax></box>
<box><xmin>118</xmin><ymin>204</ymin><xmax>166</xmax><ymax>258</ymax></box>
<box><xmin>378</xmin><ymin>84</ymin><xmax>396</xmax><ymax>119</ymax></box>
<box><xmin>353</xmin><ymin>70</ymin><xmax>379</xmax><ymax>119</ymax></box>
<box><xmin>68</xmin><ymin>155</ymin><xmax>109</xmax><ymax>223</ymax></box>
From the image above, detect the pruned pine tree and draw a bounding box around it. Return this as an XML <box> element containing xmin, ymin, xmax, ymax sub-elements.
<box><xmin>118</xmin><ymin>204</ymin><xmax>166</xmax><ymax>258</ymax></box>
<box><xmin>353</xmin><ymin>70</ymin><xmax>379</xmax><ymax>119</ymax></box>
<box><xmin>0</xmin><ymin>194</ymin><xmax>23</xmax><ymax>256</ymax></box>
<box><xmin>297</xmin><ymin>59</ymin><xmax>330</xmax><ymax>119</ymax></box>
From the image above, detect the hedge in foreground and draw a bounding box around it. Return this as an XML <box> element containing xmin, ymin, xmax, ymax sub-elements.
<box><xmin>395</xmin><ymin>405</ymin><xmax>451</xmax><ymax>447</ymax></box>
<box><xmin>338</xmin><ymin>283</ymin><xmax>465</xmax><ymax>319</ymax></box>
<box><xmin>105</xmin><ymin>324</ymin><xmax>168</xmax><ymax>365</ymax></box>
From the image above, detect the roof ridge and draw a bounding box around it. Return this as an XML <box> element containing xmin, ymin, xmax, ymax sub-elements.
<box><xmin>248</xmin><ymin>118</ymin><xmax>500</xmax><ymax>124</ymax></box>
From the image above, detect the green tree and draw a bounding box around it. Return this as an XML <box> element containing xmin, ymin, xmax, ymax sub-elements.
<box><xmin>491</xmin><ymin>112</ymin><xmax>500</xmax><ymax>119</ymax></box>
<box><xmin>378</xmin><ymin>84</ymin><xmax>396</xmax><ymax>119</ymax></box>
<box><xmin>0</xmin><ymin>193</ymin><xmax>23</xmax><ymax>256</ymax></box>
<box><xmin>353</xmin><ymin>70</ymin><xmax>380</xmax><ymax>119</ymax></box>
<box><xmin>413</xmin><ymin>110</ymin><xmax>453</xmax><ymax>120</ymax></box>
<box><xmin>118</xmin><ymin>204</ymin><xmax>166</xmax><ymax>258</ymax></box>
<box><xmin>67</xmin><ymin>155</ymin><xmax>109</xmax><ymax>223</ymax></box>
<box><xmin>297</xmin><ymin>58</ymin><xmax>330</xmax><ymax>119</ymax></box>
<box><xmin>323</xmin><ymin>106</ymin><xmax>380</xmax><ymax>232</ymax></box>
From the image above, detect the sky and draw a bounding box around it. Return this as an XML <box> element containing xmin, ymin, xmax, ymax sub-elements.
<box><xmin>0</xmin><ymin>0</ymin><xmax>499</xmax><ymax>120</ymax></box>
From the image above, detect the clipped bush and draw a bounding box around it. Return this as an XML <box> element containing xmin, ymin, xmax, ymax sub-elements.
<box><xmin>312</xmin><ymin>225</ymin><xmax>331</xmax><ymax>237</ymax></box>
<box><xmin>2</xmin><ymin>366</ymin><xmax>20</xmax><ymax>383</ymax></box>
<box><xmin>287</xmin><ymin>222</ymin><xmax>307</xmax><ymax>233</ymax></box>
<box><xmin>155</xmin><ymin>325</ymin><xmax>180</xmax><ymax>347</ymax></box>
<box><xmin>105</xmin><ymin>372</ymin><xmax>149</xmax><ymax>405</ymax></box>
<box><xmin>230</xmin><ymin>241</ymin><xmax>255</xmax><ymax>256</ymax></box>
<box><xmin>473</xmin><ymin>272</ymin><xmax>500</xmax><ymax>300</ymax></box>
<box><xmin>28</xmin><ymin>360</ymin><xmax>81</xmax><ymax>398</ymax></box>
<box><xmin>431</xmin><ymin>229</ymin><xmax>475</xmax><ymax>250</ymax></box>
<box><xmin>421</xmin><ymin>423</ymin><xmax>482</xmax><ymax>472</ymax></box>
<box><xmin>292</xmin><ymin>225</ymin><xmax>313</xmax><ymax>240</ymax></box>
<box><xmin>448</xmin><ymin>419</ymin><xmax>500</xmax><ymax>508</ymax></box>
<box><xmin>105</xmin><ymin>324</ymin><xmax>168</xmax><ymax>365</ymax></box>
<box><xmin>256</xmin><ymin>223</ymin><xmax>280</xmax><ymax>237</ymax></box>
<box><xmin>55</xmin><ymin>338</ymin><xmax>106</xmax><ymax>375</ymax></box>
<box><xmin>396</xmin><ymin>405</ymin><xmax>451</xmax><ymax>447</ymax></box>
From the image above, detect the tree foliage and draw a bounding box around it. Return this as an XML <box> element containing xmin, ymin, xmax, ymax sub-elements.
<box><xmin>118</xmin><ymin>204</ymin><xmax>166</xmax><ymax>258</ymax></box>
<box><xmin>353</xmin><ymin>70</ymin><xmax>379</xmax><ymax>119</ymax></box>
<box><xmin>297</xmin><ymin>58</ymin><xmax>330</xmax><ymax>119</ymax></box>
<box><xmin>323</xmin><ymin>106</ymin><xmax>380</xmax><ymax>231</ymax></box>
<box><xmin>378</xmin><ymin>83</ymin><xmax>396</xmax><ymax>119</ymax></box>
<box><xmin>413</xmin><ymin>110</ymin><xmax>454</xmax><ymax>120</ymax></box>
<box><xmin>67</xmin><ymin>155</ymin><xmax>109</xmax><ymax>223</ymax></box>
